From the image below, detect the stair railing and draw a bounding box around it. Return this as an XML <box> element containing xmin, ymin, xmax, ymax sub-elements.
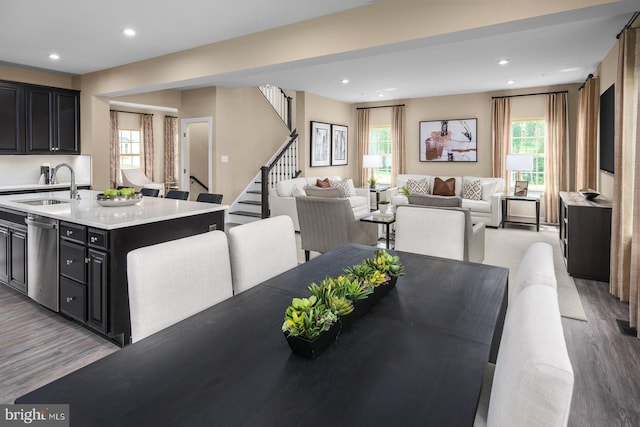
<box><xmin>260</xmin><ymin>129</ymin><xmax>300</xmax><ymax>218</ymax></box>
<box><xmin>189</xmin><ymin>175</ymin><xmax>208</xmax><ymax>192</ymax></box>
<box><xmin>258</xmin><ymin>85</ymin><xmax>292</xmax><ymax>130</ymax></box>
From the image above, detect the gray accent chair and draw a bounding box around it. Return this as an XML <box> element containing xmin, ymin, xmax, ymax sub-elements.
<box><xmin>295</xmin><ymin>196</ymin><xmax>378</xmax><ymax>261</ymax></box>
<box><xmin>395</xmin><ymin>205</ymin><xmax>485</xmax><ymax>263</ymax></box>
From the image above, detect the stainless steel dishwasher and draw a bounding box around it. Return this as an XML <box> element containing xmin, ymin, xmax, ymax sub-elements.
<box><xmin>26</xmin><ymin>215</ymin><xmax>59</xmax><ymax>312</ymax></box>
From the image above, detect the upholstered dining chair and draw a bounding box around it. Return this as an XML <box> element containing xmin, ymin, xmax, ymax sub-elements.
<box><xmin>296</xmin><ymin>196</ymin><xmax>378</xmax><ymax>261</ymax></box>
<box><xmin>165</xmin><ymin>190</ymin><xmax>189</xmax><ymax>200</ymax></box>
<box><xmin>227</xmin><ymin>215</ymin><xmax>298</xmax><ymax>294</ymax></box>
<box><xmin>126</xmin><ymin>230</ymin><xmax>233</xmax><ymax>342</ymax></box>
<box><xmin>510</xmin><ymin>242</ymin><xmax>557</xmax><ymax>303</ymax></box>
<box><xmin>394</xmin><ymin>205</ymin><xmax>485</xmax><ymax>263</ymax></box>
<box><xmin>474</xmin><ymin>285</ymin><xmax>574</xmax><ymax>427</ymax></box>
<box><xmin>196</xmin><ymin>193</ymin><xmax>223</xmax><ymax>204</ymax></box>
<box><xmin>140</xmin><ymin>188</ymin><xmax>160</xmax><ymax>197</ymax></box>
<box><xmin>121</xmin><ymin>168</ymin><xmax>165</xmax><ymax>196</ymax></box>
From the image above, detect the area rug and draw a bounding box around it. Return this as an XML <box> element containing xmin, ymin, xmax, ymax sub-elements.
<box><xmin>484</xmin><ymin>224</ymin><xmax>588</xmax><ymax>321</ymax></box>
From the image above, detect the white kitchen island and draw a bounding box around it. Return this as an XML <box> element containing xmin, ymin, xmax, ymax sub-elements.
<box><xmin>0</xmin><ymin>190</ymin><xmax>228</xmax><ymax>346</ymax></box>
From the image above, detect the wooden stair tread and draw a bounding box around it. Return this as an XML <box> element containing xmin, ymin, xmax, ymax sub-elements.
<box><xmin>229</xmin><ymin>210</ymin><xmax>262</xmax><ymax>218</ymax></box>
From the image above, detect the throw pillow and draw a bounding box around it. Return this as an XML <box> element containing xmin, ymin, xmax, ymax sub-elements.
<box><xmin>462</xmin><ymin>179</ymin><xmax>482</xmax><ymax>201</ymax></box>
<box><xmin>304</xmin><ymin>186</ymin><xmax>341</xmax><ymax>198</ymax></box>
<box><xmin>330</xmin><ymin>178</ymin><xmax>356</xmax><ymax>198</ymax></box>
<box><xmin>291</xmin><ymin>184</ymin><xmax>306</xmax><ymax>197</ymax></box>
<box><xmin>407</xmin><ymin>178</ymin><xmax>430</xmax><ymax>195</ymax></box>
<box><xmin>432</xmin><ymin>177</ymin><xmax>456</xmax><ymax>196</ymax></box>
<box><xmin>481</xmin><ymin>181</ymin><xmax>497</xmax><ymax>202</ymax></box>
<box><xmin>316</xmin><ymin>178</ymin><xmax>331</xmax><ymax>188</ymax></box>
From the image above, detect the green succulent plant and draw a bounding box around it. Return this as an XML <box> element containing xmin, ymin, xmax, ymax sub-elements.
<box><xmin>400</xmin><ymin>186</ymin><xmax>410</xmax><ymax>196</ymax></box>
<box><xmin>282</xmin><ymin>296</ymin><xmax>337</xmax><ymax>339</ymax></box>
<box><xmin>366</xmin><ymin>249</ymin><xmax>405</xmax><ymax>278</ymax></box>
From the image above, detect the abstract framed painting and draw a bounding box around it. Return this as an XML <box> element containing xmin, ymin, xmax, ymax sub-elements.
<box><xmin>310</xmin><ymin>121</ymin><xmax>331</xmax><ymax>167</ymax></box>
<box><xmin>419</xmin><ymin>118</ymin><xmax>477</xmax><ymax>162</ymax></box>
<box><xmin>331</xmin><ymin>124</ymin><xmax>348</xmax><ymax>166</ymax></box>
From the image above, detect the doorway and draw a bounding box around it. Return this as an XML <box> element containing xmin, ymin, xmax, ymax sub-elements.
<box><xmin>179</xmin><ymin>117</ymin><xmax>213</xmax><ymax>199</ymax></box>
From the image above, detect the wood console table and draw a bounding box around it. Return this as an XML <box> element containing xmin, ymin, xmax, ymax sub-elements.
<box><xmin>558</xmin><ymin>191</ymin><xmax>612</xmax><ymax>282</ymax></box>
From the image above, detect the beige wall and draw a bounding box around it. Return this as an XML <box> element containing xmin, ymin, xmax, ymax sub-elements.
<box><xmin>0</xmin><ymin>64</ymin><xmax>74</xmax><ymax>89</ymax></box>
<box><xmin>188</xmin><ymin>122</ymin><xmax>209</xmax><ymax>198</ymax></box>
<box><xmin>597</xmin><ymin>42</ymin><xmax>618</xmax><ymax>199</ymax></box>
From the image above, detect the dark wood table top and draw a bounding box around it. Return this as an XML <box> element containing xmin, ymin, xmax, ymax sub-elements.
<box><xmin>16</xmin><ymin>245</ymin><xmax>508</xmax><ymax>427</ymax></box>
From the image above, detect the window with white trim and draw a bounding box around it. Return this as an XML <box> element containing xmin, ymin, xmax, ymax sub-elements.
<box><xmin>369</xmin><ymin>126</ymin><xmax>392</xmax><ymax>185</ymax></box>
<box><xmin>510</xmin><ymin>119</ymin><xmax>545</xmax><ymax>189</ymax></box>
<box><xmin>119</xmin><ymin>129</ymin><xmax>142</xmax><ymax>170</ymax></box>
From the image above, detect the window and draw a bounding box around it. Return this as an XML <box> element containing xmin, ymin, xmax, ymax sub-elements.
<box><xmin>369</xmin><ymin>126</ymin><xmax>392</xmax><ymax>185</ymax></box>
<box><xmin>119</xmin><ymin>129</ymin><xmax>142</xmax><ymax>170</ymax></box>
<box><xmin>510</xmin><ymin>119</ymin><xmax>545</xmax><ymax>188</ymax></box>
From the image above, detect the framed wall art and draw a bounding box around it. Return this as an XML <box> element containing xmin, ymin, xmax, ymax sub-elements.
<box><xmin>419</xmin><ymin>118</ymin><xmax>477</xmax><ymax>162</ymax></box>
<box><xmin>331</xmin><ymin>124</ymin><xmax>348</xmax><ymax>166</ymax></box>
<box><xmin>310</xmin><ymin>121</ymin><xmax>331</xmax><ymax>167</ymax></box>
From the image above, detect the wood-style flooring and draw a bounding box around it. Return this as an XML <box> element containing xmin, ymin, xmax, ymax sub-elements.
<box><xmin>1</xmin><ymin>271</ymin><xmax>639</xmax><ymax>426</ymax></box>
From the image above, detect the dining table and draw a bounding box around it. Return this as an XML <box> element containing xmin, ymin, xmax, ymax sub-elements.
<box><xmin>16</xmin><ymin>244</ymin><xmax>508</xmax><ymax>426</ymax></box>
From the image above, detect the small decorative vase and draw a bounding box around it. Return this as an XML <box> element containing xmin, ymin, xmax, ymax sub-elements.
<box><xmin>379</xmin><ymin>204</ymin><xmax>389</xmax><ymax>214</ymax></box>
<box><xmin>285</xmin><ymin>321</ymin><xmax>341</xmax><ymax>359</ymax></box>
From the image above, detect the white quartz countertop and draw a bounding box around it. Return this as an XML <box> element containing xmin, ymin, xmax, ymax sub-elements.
<box><xmin>0</xmin><ymin>182</ymin><xmax>92</xmax><ymax>193</ymax></box>
<box><xmin>0</xmin><ymin>190</ymin><xmax>228</xmax><ymax>230</ymax></box>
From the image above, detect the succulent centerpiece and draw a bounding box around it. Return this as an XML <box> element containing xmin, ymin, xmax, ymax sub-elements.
<box><xmin>282</xmin><ymin>249</ymin><xmax>404</xmax><ymax>359</ymax></box>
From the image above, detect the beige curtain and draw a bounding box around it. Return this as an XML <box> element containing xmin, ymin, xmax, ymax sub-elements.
<box><xmin>164</xmin><ymin>116</ymin><xmax>178</xmax><ymax>186</ymax></box>
<box><xmin>491</xmin><ymin>98</ymin><xmax>511</xmax><ymax>185</ymax></box>
<box><xmin>141</xmin><ymin>114</ymin><xmax>154</xmax><ymax>179</ymax></box>
<box><xmin>109</xmin><ymin>111</ymin><xmax>120</xmax><ymax>188</ymax></box>
<box><xmin>575</xmin><ymin>77</ymin><xmax>600</xmax><ymax>191</ymax></box>
<box><xmin>357</xmin><ymin>109</ymin><xmax>370</xmax><ymax>186</ymax></box>
<box><xmin>612</xmin><ymin>28</ymin><xmax>640</xmax><ymax>336</ymax></box>
<box><xmin>544</xmin><ymin>93</ymin><xmax>569</xmax><ymax>224</ymax></box>
<box><xmin>391</xmin><ymin>106</ymin><xmax>406</xmax><ymax>186</ymax></box>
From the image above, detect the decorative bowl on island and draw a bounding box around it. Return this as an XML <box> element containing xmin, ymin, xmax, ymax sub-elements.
<box><xmin>579</xmin><ymin>189</ymin><xmax>600</xmax><ymax>201</ymax></box>
<box><xmin>96</xmin><ymin>191</ymin><xmax>143</xmax><ymax>207</ymax></box>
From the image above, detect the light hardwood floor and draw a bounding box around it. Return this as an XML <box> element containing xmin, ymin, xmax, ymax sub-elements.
<box><xmin>1</xmin><ymin>265</ymin><xmax>639</xmax><ymax>426</ymax></box>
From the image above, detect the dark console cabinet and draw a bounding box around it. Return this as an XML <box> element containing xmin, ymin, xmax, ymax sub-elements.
<box><xmin>0</xmin><ymin>79</ymin><xmax>80</xmax><ymax>155</ymax></box>
<box><xmin>559</xmin><ymin>192</ymin><xmax>612</xmax><ymax>282</ymax></box>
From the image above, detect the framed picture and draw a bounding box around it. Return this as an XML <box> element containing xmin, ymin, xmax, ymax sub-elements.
<box><xmin>514</xmin><ymin>180</ymin><xmax>529</xmax><ymax>197</ymax></box>
<box><xmin>419</xmin><ymin>118</ymin><xmax>477</xmax><ymax>162</ymax></box>
<box><xmin>331</xmin><ymin>124</ymin><xmax>348</xmax><ymax>166</ymax></box>
<box><xmin>310</xmin><ymin>121</ymin><xmax>331</xmax><ymax>167</ymax></box>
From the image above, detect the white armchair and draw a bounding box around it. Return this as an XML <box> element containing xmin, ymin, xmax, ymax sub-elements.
<box><xmin>121</xmin><ymin>168</ymin><xmax>165</xmax><ymax>196</ymax></box>
<box><xmin>395</xmin><ymin>205</ymin><xmax>485</xmax><ymax>263</ymax></box>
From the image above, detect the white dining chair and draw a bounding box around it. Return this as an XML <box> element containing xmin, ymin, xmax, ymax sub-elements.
<box><xmin>127</xmin><ymin>230</ymin><xmax>233</xmax><ymax>343</ymax></box>
<box><xmin>227</xmin><ymin>215</ymin><xmax>298</xmax><ymax>294</ymax></box>
<box><xmin>510</xmin><ymin>242</ymin><xmax>557</xmax><ymax>303</ymax></box>
<box><xmin>474</xmin><ymin>285</ymin><xmax>574</xmax><ymax>427</ymax></box>
<box><xmin>121</xmin><ymin>168</ymin><xmax>165</xmax><ymax>196</ymax></box>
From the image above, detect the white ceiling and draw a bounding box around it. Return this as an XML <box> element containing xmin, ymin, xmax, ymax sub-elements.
<box><xmin>1</xmin><ymin>0</ymin><xmax>637</xmax><ymax>103</ymax></box>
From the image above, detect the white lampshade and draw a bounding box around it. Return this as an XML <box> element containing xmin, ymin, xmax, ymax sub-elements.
<box><xmin>506</xmin><ymin>154</ymin><xmax>533</xmax><ymax>171</ymax></box>
<box><xmin>363</xmin><ymin>154</ymin><xmax>383</xmax><ymax>168</ymax></box>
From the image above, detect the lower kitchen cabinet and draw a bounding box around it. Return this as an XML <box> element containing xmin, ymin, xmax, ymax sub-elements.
<box><xmin>0</xmin><ymin>209</ymin><xmax>28</xmax><ymax>294</ymax></box>
<box><xmin>87</xmin><ymin>249</ymin><xmax>108</xmax><ymax>333</ymax></box>
<box><xmin>59</xmin><ymin>276</ymin><xmax>87</xmax><ymax>322</ymax></box>
<box><xmin>0</xmin><ymin>227</ymin><xmax>8</xmax><ymax>284</ymax></box>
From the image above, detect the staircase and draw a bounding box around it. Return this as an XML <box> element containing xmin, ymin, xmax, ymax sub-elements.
<box><xmin>227</xmin><ymin>129</ymin><xmax>300</xmax><ymax>225</ymax></box>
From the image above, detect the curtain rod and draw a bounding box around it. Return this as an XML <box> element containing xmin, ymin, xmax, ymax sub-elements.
<box><xmin>578</xmin><ymin>74</ymin><xmax>595</xmax><ymax>91</ymax></box>
<box><xmin>617</xmin><ymin>11</ymin><xmax>640</xmax><ymax>39</ymax></box>
<box><xmin>110</xmin><ymin>109</ymin><xmax>154</xmax><ymax>116</ymax></box>
<box><xmin>491</xmin><ymin>90</ymin><xmax>568</xmax><ymax>100</ymax></box>
<box><xmin>356</xmin><ymin>104</ymin><xmax>405</xmax><ymax>110</ymax></box>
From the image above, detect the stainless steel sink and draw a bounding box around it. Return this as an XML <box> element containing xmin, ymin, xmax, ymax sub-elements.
<box><xmin>14</xmin><ymin>199</ymin><xmax>70</xmax><ymax>206</ymax></box>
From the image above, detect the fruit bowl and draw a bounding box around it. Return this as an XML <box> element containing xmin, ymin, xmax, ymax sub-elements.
<box><xmin>96</xmin><ymin>192</ymin><xmax>143</xmax><ymax>207</ymax></box>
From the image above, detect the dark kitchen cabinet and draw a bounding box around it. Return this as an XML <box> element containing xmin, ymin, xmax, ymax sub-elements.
<box><xmin>0</xmin><ymin>81</ymin><xmax>24</xmax><ymax>154</ymax></box>
<box><xmin>26</xmin><ymin>86</ymin><xmax>80</xmax><ymax>154</ymax></box>
<box><xmin>0</xmin><ymin>209</ymin><xmax>28</xmax><ymax>294</ymax></box>
<box><xmin>59</xmin><ymin>223</ymin><xmax>108</xmax><ymax>334</ymax></box>
<box><xmin>0</xmin><ymin>79</ymin><xmax>80</xmax><ymax>156</ymax></box>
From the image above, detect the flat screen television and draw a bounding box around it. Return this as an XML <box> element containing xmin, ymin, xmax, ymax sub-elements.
<box><xmin>600</xmin><ymin>84</ymin><xmax>615</xmax><ymax>174</ymax></box>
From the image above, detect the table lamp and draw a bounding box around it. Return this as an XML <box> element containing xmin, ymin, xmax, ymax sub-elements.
<box><xmin>506</xmin><ymin>154</ymin><xmax>533</xmax><ymax>195</ymax></box>
<box><xmin>363</xmin><ymin>154</ymin><xmax>383</xmax><ymax>188</ymax></box>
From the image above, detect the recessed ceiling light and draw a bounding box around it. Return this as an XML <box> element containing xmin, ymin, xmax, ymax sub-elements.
<box><xmin>507</xmin><ymin>80</ymin><xmax>515</xmax><ymax>85</ymax></box>
<box><xmin>498</xmin><ymin>59</ymin><xmax>509</xmax><ymax>66</ymax></box>
<box><xmin>123</xmin><ymin>28</ymin><xmax>136</xmax><ymax>37</ymax></box>
<box><xmin>341</xmin><ymin>79</ymin><xmax>349</xmax><ymax>84</ymax></box>
<box><xmin>49</xmin><ymin>53</ymin><xmax>60</xmax><ymax>60</ymax></box>
<box><xmin>560</xmin><ymin>67</ymin><xmax>579</xmax><ymax>73</ymax></box>
<box><xmin>378</xmin><ymin>93</ymin><xmax>384</xmax><ymax>97</ymax></box>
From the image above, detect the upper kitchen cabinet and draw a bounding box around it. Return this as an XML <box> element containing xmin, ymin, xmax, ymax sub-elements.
<box><xmin>0</xmin><ymin>79</ymin><xmax>80</xmax><ymax>156</ymax></box>
<box><xmin>26</xmin><ymin>86</ymin><xmax>80</xmax><ymax>154</ymax></box>
<box><xmin>0</xmin><ymin>81</ymin><xmax>25</xmax><ymax>154</ymax></box>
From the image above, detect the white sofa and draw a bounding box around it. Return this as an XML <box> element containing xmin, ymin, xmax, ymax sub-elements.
<box><xmin>387</xmin><ymin>174</ymin><xmax>505</xmax><ymax>227</ymax></box>
<box><xmin>269</xmin><ymin>176</ymin><xmax>370</xmax><ymax>231</ymax></box>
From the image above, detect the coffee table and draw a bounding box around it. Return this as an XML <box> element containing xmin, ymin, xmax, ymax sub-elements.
<box><xmin>360</xmin><ymin>211</ymin><xmax>395</xmax><ymax>248</ymax></box>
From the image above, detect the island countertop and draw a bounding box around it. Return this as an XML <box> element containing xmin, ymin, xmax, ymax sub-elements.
<box><xmin>0</xmin><ymin>190</ymin><xmax>228</xmax><ymax>229</ymax></box>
